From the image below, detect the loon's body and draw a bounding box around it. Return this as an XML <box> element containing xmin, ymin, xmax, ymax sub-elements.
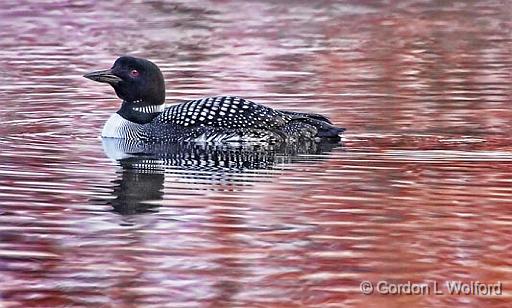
<box><xmin>84</xmin><ymin>56</ymin><xmax>345</xmax><ymax>143</ymax></box>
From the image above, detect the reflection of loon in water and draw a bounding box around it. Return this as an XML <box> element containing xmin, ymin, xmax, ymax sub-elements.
<box><xmin>100</xmin><ymin>139</ymin><xmax>341</xmax><ymax>215</ymax></box>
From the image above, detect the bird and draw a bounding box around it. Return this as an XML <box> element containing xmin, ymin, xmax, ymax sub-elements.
<box><xmin>84</xmin><ymin>56</ymin><xmax>345</xmax><ymax>143</ymax></box>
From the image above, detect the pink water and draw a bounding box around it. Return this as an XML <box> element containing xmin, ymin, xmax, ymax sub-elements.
<box><xmin>1</xmin><ymin>0</ymin><xmax>512</xmax><ymax>307</ymax></box>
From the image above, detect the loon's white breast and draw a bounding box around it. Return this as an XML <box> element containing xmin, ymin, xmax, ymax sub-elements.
<box><xmin>102</xmin><ymin>113</ymin><xmax>144</xmax><ymax>139</ymax></box>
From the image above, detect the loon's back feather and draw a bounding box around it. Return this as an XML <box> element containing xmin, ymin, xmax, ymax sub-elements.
<box><xmin>155</xmin><ymin>96</ymin><xmax>290</xmax><ymax>129</ymax></box>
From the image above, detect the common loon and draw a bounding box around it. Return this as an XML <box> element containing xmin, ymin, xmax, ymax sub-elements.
<box><xmin>84</xmin><ymin>56</ymin><xmax>345</xmax><ymax>143</ymax></box>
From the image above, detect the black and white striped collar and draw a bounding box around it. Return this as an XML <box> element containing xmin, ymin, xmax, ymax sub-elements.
<box><xmin>118</xmin><ymin>101</ymin><xmax>164</xmax><ymax>124</ymax></box>
<box><xmin>132</xmin><ymin>104</ymin><xmax>166</xmax><ymax>114</ymax></box>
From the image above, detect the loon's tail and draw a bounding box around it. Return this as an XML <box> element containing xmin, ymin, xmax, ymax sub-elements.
<box><xmin>280</xmin><ymin>110</ymin><xmax>345</xmax><ymax>139</ymax></box>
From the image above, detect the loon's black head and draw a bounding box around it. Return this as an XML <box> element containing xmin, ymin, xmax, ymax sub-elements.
<box><xmin>84</xmin><ymin>56</ymin><xmax>165</xmax><ymax>106</ymax></box>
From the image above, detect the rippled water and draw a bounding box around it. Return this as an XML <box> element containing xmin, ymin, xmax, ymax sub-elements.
<box><xmin>1</xmin><ymin>0</ymin><xmax>511</xmax><ymax>307</ymax></box>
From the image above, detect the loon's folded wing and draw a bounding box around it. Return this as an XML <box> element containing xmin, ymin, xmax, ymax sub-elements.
<box><xmin>279</xmin><ymin>110</ymin><xmax>345</xmax><ymax>139</ymax></box>
<box><xmin>278</xmin><ymin>110</ymin><xmax>333</xmax><ymax>124</ymax></box>
<box><xmin>151</xmin><ymin>96</ymin><xmax>344</xmax><ymax>142</ymax></box>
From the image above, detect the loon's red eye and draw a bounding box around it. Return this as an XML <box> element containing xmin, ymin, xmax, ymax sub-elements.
<box><xmin>130</xmin><ymin>69</ymin><xmax>139</xmax><ymax>77</ymax></box>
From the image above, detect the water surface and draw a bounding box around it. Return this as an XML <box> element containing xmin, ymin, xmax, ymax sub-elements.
<box><xmin>1</xmin><ymin>0</ymin><xmax>512</xmax><ymax>307</ymax></box>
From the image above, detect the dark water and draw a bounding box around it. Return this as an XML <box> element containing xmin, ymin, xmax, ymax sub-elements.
<box><xmin>1</xmin><ymin>0</ymin><xmax>512</xmax><ymax>307</ymax></box>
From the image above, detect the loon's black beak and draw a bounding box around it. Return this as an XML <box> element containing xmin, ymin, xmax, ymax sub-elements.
<box><xmin>83</xmin><ymin>69</ymin><xmax>122</xmax><ymax>85</ymax></box>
